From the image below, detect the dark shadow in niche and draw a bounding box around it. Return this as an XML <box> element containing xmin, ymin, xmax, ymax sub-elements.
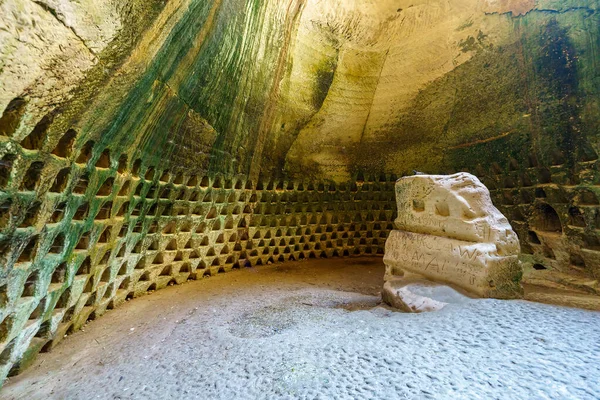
<box><xmin>570</xmin><ymin>253</ymin><xmax>586</xmax><ymax>269</ymax></box>
<box><xmin>144</xmin><ymin>167</ymin><xmax>155</xmax><ymax>181</ymax></box>
<box><xmin>21</xmin><ymin>162</ymin><xmax>44</xmax><ymax>191</ymax></box>
<box><xmin>96</xmin><ymin>201</ymin><xmax>112</xmax><ymax>220</ymax></box>
<box><xmin>51</xmin><ymin>262</ymin><xmax>67</xmax><ymax>284</ymax></box>
<box><xmin>49</xmin><ymin>168</ymin><xmax>70</xmax><ymax>193</ymax></box>
<box><xmin>118</xmin><ymin>181</ymin><xmax>131</xmax><ymax>196</ymax></box>
<box><xmin>0</xmin><ymin>199</ymin><xmax>11</xmax><ymax>230</ymax></box>
<box><xmin>173</xmin><ymin>172</ymin><xmax>183</xmax><ymax>185</ymax></box>
<box><xmin>146</xmin><ymin>239</ymin><xmax>157</xmax><ymax>252</ymax></box>
<box><xmin>75</xmin><ymin>141</ymin><xmax>95</xmax><ymax>164</ymax></box>
<box><xmin>531</xmin><ymin>203</ymin><xmax>562</xmax><ymax>233</ymax></box>
<box><xmin>52</xmin><ymin>129</ymin><xmax>77</xmax><ymax>158</ymax></box>
<box><xmin>521</xmin><ymin>190</ymin><xmax>533</xmax><ymax>203</ymax></box>
<box><xmin>568</xmin><ymin>207</ymin><xmax>586</xmax><ymax>227</ymax></box>
<box><xmin>538</xmin><ymin>169</ymin><xmax>552</xmax><ymax>184</ymax></box>
<box><xmin>73</xmin><ymin>173</ymin><xmax>89</xmax><ymax>195</ymax></box>
<box><xmin>534</xmin><ymin>188</ymin><xmax>546</xmax><ymax>198</ymax></box>
<box><xmin>19</xmin><ymin>201</ymin><xmax>41</xmax><ymax>228</ymax></box>
<box><xmin>96</xmin><ymin>149</ymin><xmax>111</xmax><ymax>169</ymax></box>
<box><xmin>543</xmin><ymin>245</ymin><xmax>556</xmax><ymax>259</ymax></box>
<box><xmin>0</xmin><ymin>154</ymin><xmax>16</xmax><ymax>189</ymax></box>
<box><xmin>73</xmin><ymin>203</ymin><xmax>89</xmax><ymax>221</ymax></box>
<box><xmin>49</xmin><ymin>233</ymin><xmax>65</xmax><ymax>254</ymax></box>
<box><xmin>120</xmin><ymin>278</ymin><xmax>131</xmax><ymax>292</ymax></box>
<box><xmin>527</xmin><ymin>154</ymin><xmax>539</xmax><ymax>168</ymax></box>
<box><xmin>55</xmin><ymin>289</ymin><xmax>71</xmax><ymax>313</ymax></box>
<box><xmin>22</xmin><ymin>271</ymin><xmax>39</xmax><ymax>297</ymax></box>
<box><xmin>35</xmin><ymin>320</ymin><xmax>52</xmax><ymax>341</ymax></box>
<box><xmin>132</xmin><ymin>159</ymin><xmax>142</xmax><ymax>177</ymax></box>
<box><xmin>97</xmin><ymin>177</ymin><xmax>115</xmax><ymax>196</ymax></box>
<box><xmin>117</xmin><ymin>201</ymin><xmax>130</xmax><ymax>217</ymax></box>
<box><xmin>131</xmin><ymin>202</ymin><xmax>142</xmax><ymax>216</ymax></box>
<box><xmin>551</xmin><ymin>150</ymin><xmax>565</xmax><ymax>166</ymax></box>
<box><xmin>187</xmin><ymin>175</ymin><xmax>198</xmax><ymax>187</ymax></box>
<box><xmin>21</xmin><ymin>112</ymin><xmax>54</xmax><ymax>150</ymax></box>
<box><xmin>100</xmin><ymin>267</ymin><xmax>111</xmax><ymax>283</ymax></box>
<box><xmin>77</xmin><ymin>257</ymin><xmax>91</xmax><ymax>275</ymax></box>
<box><xmin>18</xmin><ymin>235</ymin><xmax>38</xmax><ymax>263</ymax></box>
<box><xmin>578</xmin><ymin>144</ymin><xmax>598</xmax><ymax>162</ymax></box>
<box><xmin>117</xmin><ymin>261</ymin><xmax>128</xmax><ymax>276</ymax></box>
<box><xmin>528</xmin><ymin>230</ymin><xmax>541</xmax><ymax>245</ymax></box>
<box><xmin>118</xmin><ymin>224</ymin><xmax>129</xmax><ymax>237</ymax></box>
<box><xmin>146</xmin><ymin>184</ymin><xmax>158</xmax><ymax>198</ymax></box>
<box><xmin>0</xmin><ymin>97</ymin><xmax>27</xmax><ymax>136</ymax></box>
<box><xmin>159</xmin><ymin>170</ymin><xmax>170</xmax><ymax>183</ymax></box>
<box><xmin>117</xmin><ymin>154</ymin><xmax>128</xmax><ymax>174</ymax></box>
<box><xmin>577</xmin><ymin>190</ymin><xmax>599</xmax><ymax>205</ymax></box>
<box><xmin>50</xmin><ymin>202</ymin><xmax>67</xmax><ymax>224</ymax></box>
<box><xmin>98</xmin><ymin>227</ymin><xmax>111</xmax><ymax>243</ymax></box>
<box><xmin>99</xmin><ymin>250</ymin><xmax>110</xmax><ymax>266</ymax></box>
<box><xmin>134</xmin><ymin>182</ymin><xmax>144</xmax><ymax>197</ymax></box>
<box><xmin>75</xmin><ymin>231</ymin><xmax>90</xmax><ymax>250</ymax></box>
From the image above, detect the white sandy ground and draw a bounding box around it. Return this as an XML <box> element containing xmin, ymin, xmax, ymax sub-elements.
<box><xmin>2</xmin><ymin>258</ymin><xmax>600</xmax><ymax>400</ymax></box>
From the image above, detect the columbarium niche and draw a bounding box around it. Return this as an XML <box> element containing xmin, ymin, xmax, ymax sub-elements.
<box><xmin>0</xmin><ymin>0</ymin><xmax>599</xmax><ymax>393</ymax></box>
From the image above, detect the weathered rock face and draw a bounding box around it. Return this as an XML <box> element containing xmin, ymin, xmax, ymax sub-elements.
<box><xmin>394</xmin><ymin>173</ymin><xmax>521</xmax><ymax>254</ymax></box>
<box><xmin>384</xmin><ymin>173</ymin><xmax>523</xmax><ymax>299</ymax></box>
<box><xmin>382</xmin><ymin>277</ymin><xmax>473</xmax><ymax>313</ymax></box>
<box><xmin>2</xmin><ymin>0</ymin><xmax>599</xmax><ymax>181</ymax></box>
<box><xmin>382</xmin><ymin>280</ymin><xmax>449</xmax><ymax>313</ymax></box>
<box><xmin>0</xmin><ymin>0</ymin><xmax>599</xmax><ymax>386</ymax></box>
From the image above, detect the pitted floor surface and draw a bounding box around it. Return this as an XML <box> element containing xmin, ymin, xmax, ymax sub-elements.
<box><xmin>3</xmin><ymin>258</ymin><xmax>599</xmax><ymax>400</ymax></box>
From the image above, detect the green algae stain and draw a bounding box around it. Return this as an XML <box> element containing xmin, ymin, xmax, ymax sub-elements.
<box><xmin>85</xmin><ymin>0</ymin><xmax>288</xmax><ymax>177</ymax></box>
<box><xmin>368</xmin><ymin>38</ymin><xmax>529</xmax><ymax>175</ymax></box>
<box><xmin>458</xmin><ymin>31</ymin><xmax>489</xmax><ymax>53</ymax></box>
<box><xmin>43</xmin><ymin>0</ymin><xmax>168</xmax><ymax>146</ymax></box>
<box><xmin>534</xmin><ymin>18</ymin><xmax>584</xmax><ymax>167</ymax></box>
<box><xmin>312</xmin><ymin>57</ymin><xmax>338</xmax><ymax>111</ymax></box>
<box><xmin>89</xmin><ymin>0</ymin><xmax>217</xmax><ymax>168</ymax></box>
<box><xmin>35</xmin><ymin>0</ymin><xmax>600</xmax><ymax>182</ymax></box>
<box><xmin>456</xmin><ymin>19</ymin><xmax>475</xmax><ymax>31</ymax></box>
<box><xmin>359</xmin><ymin>10</ymin><xmax>600</xmax><ymax>179</ymax></box>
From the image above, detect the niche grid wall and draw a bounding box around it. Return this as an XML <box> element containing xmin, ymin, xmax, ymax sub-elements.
<box><xmin>479</xmin><ymin>156</ymin><xmax>600</xmax><ymax>293</ymax></box>
<box><xmin>0</xmin><ymin>127</ymin><xmax>397</xmax><ymax>382</ymax></box>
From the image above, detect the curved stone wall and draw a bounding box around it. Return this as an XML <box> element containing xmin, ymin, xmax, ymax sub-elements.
<box><xmin>1</xmin><ymin>0</ymin><xmax>599</xmax><ymax>386</ymax></box>
<box><xmin>4</xmin><ymin>1</ymin><xmax>599</xmax><ymax>181</ymax></box>
<box><xmin>0</xmin><ymin>123</ymin><xmax>396</xmax><ymax>381</ymax></box>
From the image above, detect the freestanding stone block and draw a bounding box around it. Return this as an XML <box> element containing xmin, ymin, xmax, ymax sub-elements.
<box><xmin>383</xmin><ymin>173</ymin><xmax>523</xmax><ymax>301</ymax></box>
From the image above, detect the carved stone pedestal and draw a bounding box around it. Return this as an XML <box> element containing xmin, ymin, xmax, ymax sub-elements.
<box><xmin>383</xmin><ymin>173</ymin><xmax>523</xmax><ymax>310</ymax></box>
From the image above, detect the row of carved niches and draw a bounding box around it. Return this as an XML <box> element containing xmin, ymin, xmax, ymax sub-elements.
<box><xmin>0</xmin><ymin>128</ymin><xmax>397</xmax><ymax>381</ymax></box>
<box><xmin>480</xmin><ymin>156</ymin><xmax>600</xmax><ymax>295</ymax></box>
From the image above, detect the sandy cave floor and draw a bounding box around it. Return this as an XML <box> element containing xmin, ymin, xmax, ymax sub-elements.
<box><xmin>3</xmin><ymin>258</ymin><xmax>600</xmax><ymax>400</ymax></box>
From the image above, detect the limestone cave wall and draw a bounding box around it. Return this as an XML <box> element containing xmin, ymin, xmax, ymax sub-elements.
<box><xmin>0</xmin><ymin>0</ymin><xmax>599</xmax><ymax>385</ymax></box>
<box><xmin>0</xmin><ymin>142</ymin><xmax>395</xmax><ymax>380</ymax></box>
<box><xmin>5</xmin><ymin>1</ymin><xmax>599</xmax><ymax>182</ymax></box>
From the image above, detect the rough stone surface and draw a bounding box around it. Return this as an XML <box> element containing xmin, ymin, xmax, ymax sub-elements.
<box><xmin>394</xmin><ymin>173</ymin><xmax>520</xmax><ymax>251</ymax></box>
<box><xmin>1</xmin><ymin>0</ymin><xmax>600</xmax><ymax>386</ymax></box>
<box><xmin>3</xmin><ymin>259</ymin><xmax>599</xmax><ymax>400</ymax></box>
<box><xmin>384</xmin><ymin>173</ymin><xmax>523</xmax><ymax>299</ymax></box>
<box><xmin>0</xmin><ymin>161</ymin><xmax>396</xmax><ymax>385</ymax></box>
<box><xmin>382</xmin><ymin>279</ymin><xmax>452</xmax><ymax>313</ymax></box>
<box><xmin>1</xmin><ymin>0</ymin><xmax>599</xmax><ymax>182</ymax></box>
